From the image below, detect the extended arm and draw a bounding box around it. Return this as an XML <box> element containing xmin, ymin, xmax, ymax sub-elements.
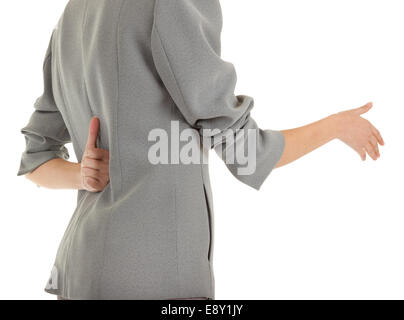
<box><xmin>151</xmin><ymin>1</ymin><xmax>384</xmax><ymax>190</ymax></box>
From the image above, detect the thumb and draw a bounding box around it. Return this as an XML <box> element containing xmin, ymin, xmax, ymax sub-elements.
<box><xmin>86</xmin><ymin>117</ymin><xmax>100</xmax><ymax>150</ymax></box>
<box><xmin>356</xmin><ymin>102</ymin><xmax>373</xmax><ymax>115</ymax></box>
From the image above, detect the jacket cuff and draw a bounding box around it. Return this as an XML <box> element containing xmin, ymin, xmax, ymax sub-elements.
<box><xmin>17</xmin><ymin>149</ymin><xmax>69</xmax><ymax>176</ymax></box>
<box><xmin>216</xmin><ymin>129</ymin><xmax>285</xmax><ymax>190</ymax></box>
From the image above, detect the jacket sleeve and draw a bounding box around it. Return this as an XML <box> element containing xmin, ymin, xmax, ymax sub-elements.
<box><xmin>17</xmin><ymin>32</ymin><xmax>71</xmax><ymax>176</ymax></box>
<box><xmin>151</xmin><ymin>0</ymin><xmax>284</xmax><ymax>190</ymax></box>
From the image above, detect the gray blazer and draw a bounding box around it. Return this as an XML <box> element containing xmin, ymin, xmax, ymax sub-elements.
<box><xmin>18</xmin><ymin>0</ymin><xmax>284</xmax><ymax>300</ymax></box>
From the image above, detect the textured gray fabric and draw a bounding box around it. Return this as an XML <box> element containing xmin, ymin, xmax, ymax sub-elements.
<box><xmin>18</xmin><ymin>0</ymin><xmax>285</xmax><ymax>300</ymax></box>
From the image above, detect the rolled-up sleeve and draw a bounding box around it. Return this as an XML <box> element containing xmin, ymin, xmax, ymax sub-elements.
<box><xmin>151</xmin><ymin>0</ymin><xmax>284</xmax><ymax>190</ymax></box>
<box><xmin>17</xmin><ymin>32</ymin><xmax>71</xmax><ymax>176</ymax></box>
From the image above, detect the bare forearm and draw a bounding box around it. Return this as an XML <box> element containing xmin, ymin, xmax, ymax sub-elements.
<box><xmin>26</xmin><ymin>158</ymin><xmax>82</xmax><ymax>190</ymax></box>
<box><xmin>276</xmin><ymin>115</ymin><xmax>338</xmax><ymax>168</ymax></box>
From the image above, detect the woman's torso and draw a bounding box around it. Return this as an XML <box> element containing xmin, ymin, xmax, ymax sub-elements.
<box><xmin>46</xmin><ymin>0</ymin><xmax>214</xmax><ymax>300</ymax></box>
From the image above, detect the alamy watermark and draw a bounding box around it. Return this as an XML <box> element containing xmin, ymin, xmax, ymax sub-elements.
<box><xmin>148</xmin><ymin>121</ymin><xmax>257</xmax><ymax>176</ymax></box>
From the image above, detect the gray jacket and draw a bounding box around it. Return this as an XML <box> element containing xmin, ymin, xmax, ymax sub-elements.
<box><xmin>18</xmin><ymin>0</ymin><xmax>284</xmax><ymax>300</ymax></box>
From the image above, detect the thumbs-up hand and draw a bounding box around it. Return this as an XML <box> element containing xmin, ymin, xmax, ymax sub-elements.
<box><xmin>80</xmin><ymin>117</ymin><xmax>110</xmax><ymax>192</ymax></box>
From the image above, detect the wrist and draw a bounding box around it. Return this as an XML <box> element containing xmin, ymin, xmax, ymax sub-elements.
<box><xmin>325</xmin><ymin>113</ymin><xmax>342</xmax><ymax>141</ymax></box>
<box><xmin>74</xmin><ymin>162</ymin><xmax>84</xmax><ymax>190</ymax></box>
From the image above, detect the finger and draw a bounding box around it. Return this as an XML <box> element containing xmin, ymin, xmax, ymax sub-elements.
<box><xmin>81</xmin><ymin>158</ymin><xmax>108</xmax><ymax>171</ymax></box>
<box><xmin>355</xmin><ymin>102</ymin><xmax>373</xmax><ymax>115</ymax></box>
<box><xmin>369</xmin><ymin>135</ymin><xmax>380</xmax><ymax>158</ymax></box>
<box><xmin>88</xmin><ymin>177</ymin><xmax>108</xmax><ymax>192</ymax></box>
<box><xmin>370</xmin><ymin>125</ymin><xmax>385</xmax><ymax>146</ymax></box>
<box><xmin>85</xmin><ymin>148</ymin><xmax>109</xmax><ymax>160</ymax></box>
<box><xmin>84</xmin><ymin>177</ymin><xmax>102</xmax><ymax>192</ymax></box>
<box><xmin>365</xmin><ymin>142</ymin><xmax>378</xmax><ymax>160</ymax></box>
<box><xmin>358</xmin><ymin>148</ymin><xmax>366</xmax><ymax>161</ymax></box>
<box><xmin>81</xmin><ymin>167</ymin><xmax>100</xmax><ymax>179</ymax></box>
<box><xmin>86</xmin><ymin>117</ymin><xmax>100</xmax><ymax>150</ymax></box>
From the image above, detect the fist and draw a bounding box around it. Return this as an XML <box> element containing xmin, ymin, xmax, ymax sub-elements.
<box><xmin>80</xmin><ymin>117</ymin><xmax>110</xmax><ymax>192</ymax></box>
<box><xmin>335</xmin><ymin>103</ymin><xmax>385</xmax><ymax>161</ymax></box>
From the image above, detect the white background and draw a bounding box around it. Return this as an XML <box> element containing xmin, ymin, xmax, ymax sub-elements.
<box><xmin>0</xmin><ymin>0</ymin><xmax>403</xmax><ymax>300</ymax></box>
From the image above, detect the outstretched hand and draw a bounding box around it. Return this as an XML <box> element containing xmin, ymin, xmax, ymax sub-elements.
<box><xmin>335</xmin><ymin>103</ymin><xmax>385</xmax><ymax>161</ymax></box>
<box><xmin>80</xmin><ymin>117</ymin><xmax>110</xmax><ymax>192</ymax></box>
